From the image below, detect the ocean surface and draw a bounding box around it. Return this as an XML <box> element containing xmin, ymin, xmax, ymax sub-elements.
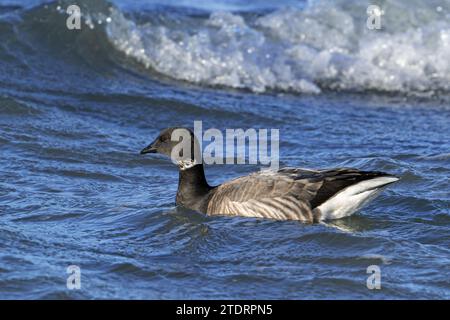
<box><xmin>0</xmin><ymin>0</ymin><xmax>449</xmax><ymax>299</ymax></box>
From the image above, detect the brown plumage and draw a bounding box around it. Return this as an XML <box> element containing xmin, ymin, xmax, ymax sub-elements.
<box><xmin>206</xmin><ymin>169</ymin><xmax>321</xmax><ymax>222</ymax></box>
<box><xmin>141</xmin><ymin>128</ymin><xmax>399</xmax><ymax>223</ymax></box>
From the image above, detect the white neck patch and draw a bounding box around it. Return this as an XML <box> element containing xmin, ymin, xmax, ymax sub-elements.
<box><xmin>178</xmin><ymin>159</ymin><xmax>197</xmax><ymax>170</ymax></box>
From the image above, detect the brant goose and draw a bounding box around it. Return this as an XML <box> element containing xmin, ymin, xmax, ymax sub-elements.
<box><xmin>141</xmin><ymin>128</ymin><xmax>399</xmax><ymax>222</ymax></box>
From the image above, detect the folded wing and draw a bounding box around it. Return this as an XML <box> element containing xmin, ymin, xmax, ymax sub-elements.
<box><xmin>206</xmin><ymin>167</ymin><xmax>398</xmax><ymax>222</ymax></box>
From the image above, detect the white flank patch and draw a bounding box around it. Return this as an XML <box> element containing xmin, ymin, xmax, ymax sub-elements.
<box><xmin>317</xmin><ymin>176</ymin><xmax>399</xmax><ymax>221</ymax></box>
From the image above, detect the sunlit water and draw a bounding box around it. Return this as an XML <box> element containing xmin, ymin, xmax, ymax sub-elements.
<box><xmin>0</xmin><ymin>0</ymin><xmax>449</xmax><ymax>299</ymax></box>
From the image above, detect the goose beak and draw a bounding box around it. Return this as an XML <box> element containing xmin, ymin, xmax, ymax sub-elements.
<box><xmin>140</xmin><ymin>144</ymin><xmax>157</xmax><ymax>154</ymax></box>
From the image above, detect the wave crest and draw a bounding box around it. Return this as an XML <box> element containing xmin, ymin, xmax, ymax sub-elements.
<box><xmin>19</xmin><ymin>0</ymin><xmax>450</xmax><ymax>94</ymax></box>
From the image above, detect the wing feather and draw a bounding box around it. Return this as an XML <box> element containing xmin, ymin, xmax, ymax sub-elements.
<box><xmin>206</xmin><ymin>167</ymin><xmax>396</xmax><ymax>222</ymax></box>
<box><xmin>207</xmin><ymin>169</ymin><xmax>323</xmax><ymax>221</ymax></box>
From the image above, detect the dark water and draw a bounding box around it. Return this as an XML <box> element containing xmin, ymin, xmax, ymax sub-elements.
<box><xmin>0</xmin><ymin>0</ymin><xmax>449</xmax><ymax>299</ymax></box>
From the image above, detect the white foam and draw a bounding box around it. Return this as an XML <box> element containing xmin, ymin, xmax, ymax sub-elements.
<box><xmin>105</xmin><ymin>0</ymin><xmax>450</xmax><ymax>94</ymax></box>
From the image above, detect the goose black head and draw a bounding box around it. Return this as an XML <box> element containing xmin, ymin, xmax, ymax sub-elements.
<box><xmin>140</xmin><ymin>127</ymin><xmax>201</xmax><ymax>169</ymax></box>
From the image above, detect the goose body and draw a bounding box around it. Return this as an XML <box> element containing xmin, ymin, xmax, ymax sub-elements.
<box><xmin>141</xmin><ymin>128</ymin><xmax>399</xmax><ymax>223</ymax></box>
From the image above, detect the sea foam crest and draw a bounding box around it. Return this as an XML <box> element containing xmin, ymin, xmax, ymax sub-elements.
<box><xmin>105</xmin><ymin>0</ymin><xmax>450</xmax><ymax>94</ymax></box>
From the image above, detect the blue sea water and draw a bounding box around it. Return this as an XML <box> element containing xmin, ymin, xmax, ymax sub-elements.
<box><xmin>0</xmin><ymin>0</ymin><xmax>449</xmax><ymax>299</ymax></box>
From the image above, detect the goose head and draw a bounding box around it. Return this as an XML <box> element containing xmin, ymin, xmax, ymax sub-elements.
<box><xmin>140</xmin><ymin>127</ymin><xmax>201</xmax><ymax>169</ymax></box>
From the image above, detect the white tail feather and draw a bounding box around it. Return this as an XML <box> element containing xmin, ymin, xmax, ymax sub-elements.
<box><xmin>316</xmin><ymin>176</ymin><xmax>399</xmax><ymax>221</ymax></box>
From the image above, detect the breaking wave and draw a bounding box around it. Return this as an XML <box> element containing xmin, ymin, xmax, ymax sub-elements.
<box><xmin>12</xmin><ymin>0</ymin><xmax>450</xmax><ymax>94</ymax></box>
